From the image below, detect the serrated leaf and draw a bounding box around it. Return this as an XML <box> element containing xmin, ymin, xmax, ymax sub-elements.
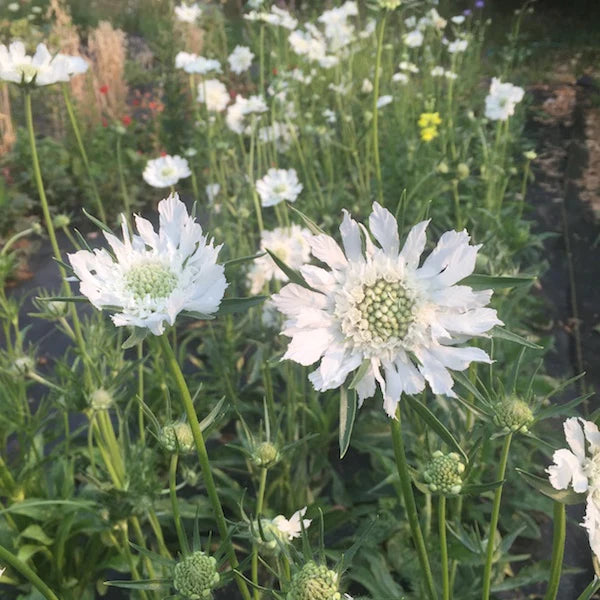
<box><xmin>339</xmin><ymin>387</ymin><xmax>357</xmax><ymax>459</ymax></box>
<box><xmin>216</xmin><ymin>296</ymin><xmax>267</xmax><ymax>315</ymax></box>
<box><xmin>462</xmin><ymin>274</ymin><xmax>536</xmax><ymax>290</ymax></box>
<box><xmin>122</xmin><ymin>327</ymin><xmax>149</xmax><ymax>350</ymax></box>
<box><xmin>516</xmin><ymin>468</ymin><xmax>586</xmax><ymax>505</ymax></box>
<box><xmin>404</xmin><ymin>395</ymin><xmax>468</xmax><ymax>462</ymax></box>
<box><xmin>265</xmin><ymin>249</ymin><xmax>314</xmax><ymax>291</ymax></box>
<box><xmin>491</xmin><ymin>327</ymin><xmax>543</xmax><ymax>350</ymax></box>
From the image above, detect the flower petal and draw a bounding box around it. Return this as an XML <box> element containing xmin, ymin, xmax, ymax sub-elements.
<box><xmin>399</xmin><ymin>220</ymin><xmax>429</xmax><ymax>269</ymax></box>
<box><xmin>546</xmin><ymin>448</ymin><xmax>588</xmax><ymax>492</ymax></box>
<box><xmin>340</xmin><ymin>210</ymin><xmax>363</xmax><ymax>262</ymax></box>
<box><xmin>369</xmin><ymin>202</ymin><xmax>399</xmax><ymax>256</ymax></box>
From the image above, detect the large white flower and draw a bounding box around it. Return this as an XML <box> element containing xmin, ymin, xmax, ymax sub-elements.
<box><xmin>484</xmin><ymin>78</ymin><xmax>525</xmax><ymax>121</ymax></box>
<box><xmin>272</xmin><ymin>203</ymin><xmax>502</xmax><ymax>417</ymax></box>
<box><xmin>404</xmin><ymin>30</ymin><xmax>424</xmax><ymax>48</ymax></box>
<box><xmin>225</xmin><ymin>94</ymin><xmax>267</xmax><ymax>134</ymax></box>
<box><xmin>176</xmin><ymin>52</ymin><xmax>221</xmax><ymax>75</ymax></box>
<box><xmin>0</xmin><ymin>42</ymin><xmax>70</xmax><ymax>86</ymax></box>
<box><xmin>143</xmin><ymin>155</ymin><xmax>191</xmax><ymax>188</ymax></box>
<box><xmin>68</xmin><ymin>193</ymin><xmax>227</xmax><ymax>335</ymax></box>
<box><xmin>547</xmin><ymin>417</ymin><xmax>600</xmax><ymax>561</ymax></box>
<box><xmin>247</xmin><ymin>225</ymin><xmax>312</xmax><ymax>294</ymax></box>
<box><xmin>228</xmin><ymin>45</ymin><xmax>254</xmax><ymax>74</ymax></box>
<box><xmin>256</xmin><ymin>168</ymin><xmax>303</xmax><ymax>207</ymax></box>
<box><xmin>175</xmin><ymin>2</ymin><xmax>202</xmax><ymax>23</ymax></box>
<box><xmin>197</xmin><ymin>79</ymin><xmax>230</xmax><ymax>112</ymax></box>
<box><xmin>272</xmin><ymin>507</ymin><xmax>312</xmax><ymax>541</ymax></box>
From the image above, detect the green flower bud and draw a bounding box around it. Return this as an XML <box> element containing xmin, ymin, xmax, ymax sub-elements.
<box><xmin>13</xmin><ymin>356</ymin><xmax>34</xmax><ymax>376</ymax></box>
<box><xmin>423</xmin><ymin>451</ymin><xmax>465</xmax><ymax>496</ymax></box>
<box><xmin>437</xmin><ymin>161</ymin><xmax>449</xmax><ymax>174</ymax></box>
<box><xmin>89</xmin><ymin>388</ymin><xmax>113</xmax><ymax>411</ymax></box>
<box><xmin>377</xmin><ymin>0</ymin><xmax>402</xmax><ymax>9</ymax></box>
<box><xmin>524</xmin><ymin>150</ymin><xmax>537</xmax><ymax>161</ymax></box>
<box><xmin>173</xmin><ymin>551</ymin><xmax>220</xmax><ymax>600</ymax></box>
<box><xmin>456</xmin><ymin>163</ymin><xmax>470</xmax><ymax>179</ymax></box>
<box><xmin>493</xmin><ymin>396</ymin><xmax>534</xmax><ymax>434</ymax></box>
<box><xmin>53</xmin><ymin>214</ymin><xmax>71</xmax><ymax>228</ymax></box>
<box><xmin>251</xmin><ymin>518</ymin><xmax>286</xmax><ymax>555</ymax></box>
<box><xmin>251</xmin><ymin>441</ymin><xmax>280</xmax><ymax>468</ymax></box>
<box><xmin>160</xmin><ymin>422</ymin><xmax>195</xmax><ymax>454</ymax></box>
<box><xmin>287</xmin><ymin>562</ymin><xmax>341</xmax><ymax>600</ymax></box>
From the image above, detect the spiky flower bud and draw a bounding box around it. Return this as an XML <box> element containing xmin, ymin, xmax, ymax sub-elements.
<box><xmin>160</xmin><ymin>422</ymin><xmax>195</xmax><ymax>454</ymax></box>
<box><xmin>287</xmin><ymin>561</ymin><xmax>341</xmax><ymax>600</ymax></box>
<box><xmin>173</xmin><ymin>551</ymin><xmax>220</xmax><ymax>600</ymax></box>
<box><xmin>89</xmin><ymin>388</ymin><xmax>113</xmax><ymax>411</ymax></box>
<box><xmin>493</xmin><ymin>396</ymin><xmax>534</xmax><ymax>434</ymax></box>
<box><xmin>12</xmin><ymin>356</ymin><xmax>34</xmax><ymax>376</ymax></box>
<box><xmin>423</xmin><ymin>451</ymin><xmax>465</xmax><ymax>496</ymax></box>
<box><xmin>251</xmin><ymin>441</ymin><xmax>280</xmax><ymax>468</ymax></box>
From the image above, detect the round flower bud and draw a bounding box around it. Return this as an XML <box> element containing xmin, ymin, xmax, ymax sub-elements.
<box><xmin>31</xmin><ymin>222</ymin><xmax>43</xmax><ymax>235</ymax></box>
<box><xmin>437</xmin><ymin>161</ymin><xmax>449</xmax><ymax>174</ymax></box>
<box><xmin>53</xmin><ymin>214</ymin><xmax>71</xmax><ymax>228</ymax></box>
<box><xmin>377</xmin><ymin>0</ymin><xmax>402</xmax><ymax>9</ymax></box>
<box><xmin>89</xmin><ymin>388</ymin><xmax>113</xmax><ymax>411</ymax></box>
<box><xmin>493</xmin><ymin>396</ymin><xmax>534</xmax><ymax>434</ymax></box>
<box><xmin>46</xmin><ymin>300</ymin><xmax>68</xmax><ymax>318</ymax></box>
<box><xmin>251</xmin><ymin>441</ymin><xmax>280</xmax><ymax>468</ymax></box>
<box><xmin>456</xmin><ymin>163</ymin><xmax>470</xmax><ymax>179</ymax></box>
<box><xmin>160</xmin><ymin>422</ymin><xmax>195</xmax><ymax>454</ymax></box>
<box><xmin>12</xmin><ymin>355</ymin><xmax>34</xmax><ymax>375</ymax></box>
<box><xmin>251</xmin><ymin>518</ymin><xmax>286</xmax><ymax>555</ymax></box>
<box><xmin>173</xmin><ymin>551</ymin><xmax>220</xmax><ymax>600</ymax></box>
<box><xmin>287</xmin><ymin>561</ymin><xmax>341</xmax><ymax>600</ymax></box>
<box><xmin>423</xmin><ymin>451</ymin><xmax>465</xmax><ymax>496</ymax></box>
<box><xmin>524</xmin><ymin>150</ymin><xmax>537</xmax><ymax>161</ymax></box>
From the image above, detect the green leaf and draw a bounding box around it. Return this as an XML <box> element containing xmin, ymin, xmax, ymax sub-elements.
<box><xmin>224</xmin><ymin>252</ymin><xmax>266</xmax><ymax>268</ymax></box>
<box><xmin>339</xmin><ymin>387</ymin><xmax>357</xmax><ymax>459</ymax></box>
<box><xmin>576</xmin><ymin>577</ymin><xmax>600</xmax><ymax>600</ymax></box>
<box><xmin>462</xmin><ymin>274</ymin><xmax>536</xmax><ymax>290</ymax></box>
<box><xmin>461</xmin><ymin>480</ymin><xmax>505</xmax><ymax>496</ymax></box>
<box><xmin>265</xmin><ymin>249</ymin><xmax>314</xmax><ymax>291</ymax></box>
<box><xmin>491</xmin><ymin>327</ymin><xmax>543</xmax><ymax>350</ymax></box>
<box><xmin>534</xmin><ymin>393</ymin><xmax>594</xmax><ymax>423</ymax></box>
<box><xmin>19</xmin><ymin>524</ymin><xmax>53</xmax><ymax>545</ymax></box>
<box><xmin>287</xmin><ymin>204</ymin><xmax>326</xmax><ymax>235</ymax></box>
<box><xmin>348</xmin><ymin>360</ymin><xmax>370</xmax><ymax>390</ymax></box>
<box><xmin>36</xmin><ymin>295</ymin><xmax>87</xmax><ymax>304</ymax></box>
<box><xmin>82</xmin><ymin>207</ymin><xmax>113</xmax><ymax>234</ymax></box>
<box><xmin>217</xmin><ymin>296</ymin><xmax>267</xmax><ymax>315</ymax></box>
<box><xmin>516</xmin><ymin>468</ymin><xmax>586</xmax><ymax>505</ymax></box>
<box><xmin>199</xmin><ymin>396</ymin><xmax>227</xmax><ymax>431</ymax></box>
<box><xmin>404</xmin><ymin>395</ymin><xmax>468</xmax><ymax>462</ymax></box>
<box><xmin>104</xmin><ymin>579</ymin><xmax>171</xmax><ymax>591</ymax></box>
<box><xmin>122</xmin><ymin>327</ymin><xmax>149</xmax><ymax>350</ymax></box>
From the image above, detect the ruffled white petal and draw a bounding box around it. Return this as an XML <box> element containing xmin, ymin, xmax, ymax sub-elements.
<box><xmin>547</xmin><ymin>448</ymin><xmax>588</xmax><ymax>492</ymax></box>
<box><xmin>399</xmin><ymin>220</ymin><xmax>429</xmax><ymax>269</ymax></box>
<box><xmin>564</xmin><ymin>417</ymin><xmax>586</xmax><ymax>463</ymax></box>
<box><xmin>369</xmin><ymin>202</ymin><xmax>399</xmax><ymax>257</ymax></box>
<box><xmin>309</xmin><ymin>234</ymin><xmax>348</xmax><ymax>270</ymax></box>
<box><xmin>340</xmin><ymin>210</ymin><xmax>363</xmax><ymax>262</ymax></box>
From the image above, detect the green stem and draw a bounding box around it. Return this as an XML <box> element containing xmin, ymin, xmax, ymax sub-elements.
<box><xmin>169</xmin><ymin>453</ymin><xmax>189</xmax><ymax>554</ymax></box>
<box><xmin>62</xmin><ymin>84</ymin><xmax>106</xmax><ymax>222</ymax></box>
<box><xmin>157</xmin><ymin>334</ymin><xmax>252</xmax><ymax>600</ymax></box>
<box><xmin>116</xmin><ymin>134</ymin><xmax>131</xmax><ymax>221</ymax></box>
<box><xmin>481</xmin><ymin>433</ymin><xmax>512</xmax><ymax>600</ymax></box>
<box><xmin>439</xmin><ymin>496</ymin><xmax>449</xmax><ymax>600</ymax></box>
<box><xmin>252</xmin><ymin>468</ymin><xmax>268</xmax><ymax>600</ymax></box>
<box><xmin>137</xmin><ymin>343</ymin><xmax>145</xmax><ymax>445</ymax></box>
<box><xmin>0</xmin><ymin>543</ymin><xmax>60</xmax><ymax>600</ymax></box>
<box><xmin>372</xmin><ymin>15</ymin><xmax>386</xmax><ymax>205</ymax></box>
<box><xmin>391</xmin><ymin>407</ymin><xmax>437</xmax><ymax>600</ymax></box>
<box><xmin>544</xmin><ymin>502</ymin><xmax>566</xmax><ymax>600</ymax></box>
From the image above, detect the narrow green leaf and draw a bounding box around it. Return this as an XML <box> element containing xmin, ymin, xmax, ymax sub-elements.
<box><xmin>104</xmin><ymin>579</ymin><xmax>170</xmax><ymax>591</ymax></box>
<box><xmin>462</xmin><ymin>274</ymin><xmax>536</xmax><ymax>290</ymax></box>
<box><xmin>287</xmin><ymin>204</ymin><xmax>326</xmax><ymax>235</ymax></box>
<box><xmin>36</xmin><ymin>295</ymin><xmax>87</xmax><ymax>304</ymax></box>
<box><xmin>265</xmin><ymin>249</ymin><xmax>314</xmax><ymax>291</ymax></box>
<box><xmin>224</xmin><ymin>252</ymin><xmax>266</xmax><ymax>268</ymax></box>
<box><xmin>534</xmin><ymin>393</ymin><xmax>594</xmax><ymax>423</ymax></box>
<box><xmin>576</xmin><ymin>577</ymin><xmax>600</xmax><ymax>600</ymax></box>
<box><xmin>461</xmin><ymin>479</ymin><xmax>505</xmax><ymax>496</ymax></box>
<box><xmin>217</xmin><ymin>296</ymin><xmax>267</xmax><ymax>315</ymax></box>
<box><xmin>516</xmin><ymin>468</ymin><xmax>586</xmax><ymax>505</ymax></box>
<box><xmin>122</xmin><ymin>327</ymin><xmax>149</xmax><ymax>350</ymax></box>
<box><xmin>491</xmin><ymin>327</ymin><xmax>543</xmax><ymax>350</ymax></box>
<box><xmin>348</xmin><ymin>360</ymin><xmax>370</xmax><ymax>390</ymax></box>
<box><xmin>339</xmin><ymin>387</ymin><xmax>357</xmax><ymax>459</ymax></box>
<box><xmin>82</xmin><ymin>208</ymin><xmax>113</xmax><ymax>234</ymax></box>
<box><xmin>404</xmin><ymin>395</ymin><xmax>468</xmax><ymax>462</ymax></box>
<box><xmin>199</xmin><ymin>397</ymin><xmax>227</xmax><ymax>431</ymax></box>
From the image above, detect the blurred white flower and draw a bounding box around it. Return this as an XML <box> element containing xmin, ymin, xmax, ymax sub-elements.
<box><xmin>451</xmin><ymin>15</ymin><xmax>466</xmax><ymax>24</ymax></box>
<box><xmin>197</xmin><ymin>79</ymin><xmax>230</xmax><ymax>112</ymax></box>
<box><xmin>376</xmin><ymin>95</ymin><xmax>393</xmax><ymax>109</ymax></box>
<box><xmin>272</xmin><ymin>507</ymin><xmax>312</xmax><ymax>540</ymax></box>
<box><xmin>547</xmin><ymin>417</ymin><xmax>600</xmax><ymax>561</ymax></box>
<box><xmin>68</xmin><ymin>193</ymin><xmax>227</xmax><ymax>335</ymax></box>
<box><xmin>404</xmin><ymin>16</ymin><xmax>417</xmax><ymax>28</ymax></box>
<box><xmin>247</xmin><ymin>225</ymin><xmax>312</xmax><ymax>293</ymax></box>
<box><xmin>484</xmin><ymin>78</ymin><xmax>524</xmax><ymax>121</ymax></box>
<box><xmin>273</xmin><ymin>202</ymin><xmax>501</xmax><ymax>417</ymax></box>
<box><xmin>0</xmin><ymin>42</ymin><xmax>71</xmax><ymax>86</ymax></box>
<box><xmin>258</xmin><ymin>121</ymin><xmax>297</xmax><ymax>152</ymax></box>
<box><xmin>225</xmin><ymin>94</ymin><xmax>267</xmax><ymax>134</ymax></box>
<box><xmin>289</xmin><ymin>29</ymin><xmax>327</xmax><ymax>62</ymax></box>
<box><xmin>448</xmin><ymin>39</ymin><xmax>468</xmax><ymax>53</ymax></box>
<box><xmin>175</xmin><ymin>2</ymin><xmax>202</xmax><ymax>23</ymax></box>
<box><xmin>256</xmin><ymin>168</ymin><xmax>303</xmax><ymax>207</ymax></box>
<box><xmin>7</xmin><ymin>3</ymin><xmax>19</xmax><ymax>12</ymax></box>
<box><xmin>176</xmin><ymin>52</ymin><xmax>222</xmax><ymax>75</ymax></box>
<box><xmin>445</xmin><ymin>70</ymin><xmax>458</xmax><ymax>80</ymax></box>
<box><xmin>404</xmin><ymin>30</ymin><xmax>424</xmax><ymax>48</ymax></box>
<box><xmin>59</xmin><ymin>54</ymin><xmax>89</xmax><ymax>76</ymax></box>
<box><xmin>143</xmin><ymin>155</ymin><xmax>191</xmax><ymax>188</ymax></box>
<box><xmin>228</xmin><ymin>45</ymin><xmax>254</xmax><ymax>74</ymax></box>
<box><xmin>399</xmin><ymin>61</ymin><xmax>419</xmax><ymax>73</ymax></box>
<box><xmin>323</xmin><ymin>108</ymin><xmax>337</xmax><ymax>124</ymax></box>
<box><xmin>361</xmin><ymin>78</ymin><xmax>373</xmax><ymax>93</ymax></box>
<box><xmin>206</xmin><ymin>183</ymin><xmax>221</xmax><ymax>203</ymax></box>
<box><xmin>246</xmin><ymin>6</ymin><xmax>297</xmax><ymax>30</ymax></box>
<box><xmin>431</xmin><ymin>66</ymin><xmax>445</xmax><ymax>77</ymax></box>
<box><xmin>392</xmin><ymin>72</ymin><xmax>409</xmax><ymax>84</ymax></box>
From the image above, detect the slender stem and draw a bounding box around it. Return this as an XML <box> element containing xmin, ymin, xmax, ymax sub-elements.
<box><xmin>157</xmin><ymin>334</ymin><xmax>252</xmax><ymax>600</ymax></box>
<box><xmin>481</xmin><ymin>433</ymin><xmax>512</xmax><ymax>600</ymax></box>
<box><xmin>0</xmin><ymin>543</ymin><xmax>60</xmax><ymax>600</ymax></box>
<box><xmin>169</xmin><ymin>453</ymin><xmax>189</xmax><ymax>554</ymax></box>
<box><xmin>116</xmin><ymin>134</ymin><xmax>131</xmax><ymax>221</ymax></box>
<box><xmin>137</xmin><ymin>343</ymin><xmax>145</xmax><ymax>444</ymax></box>
<box><xmin>439</xmin><ymin>495</ymin><xmax>449</xmax><ymax>600</ymax></box>
<box><xmin>544</xmin><ymin>502</ymin><xmax>566</xmax><ymax>600</ymax></box>
<box><xmin>372</xmin><ymin>14</ymin><xmax>387</xmax><ymax>205</ymax></box>
<box><xmin>391</xmin><ymin>407</ymin><xmax>438</xmax><ymax>600</ymax></box>
<box><xmin>62</xmin><ymin>84</ymin><xmax>106</xmax><ymax>222</ymax></box>
<box><xmin>252</xmin><ymin>468</ymin><xmax>268</xmax><ymax>600</ymax></box>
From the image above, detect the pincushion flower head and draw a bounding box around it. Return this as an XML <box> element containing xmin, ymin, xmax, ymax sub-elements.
<box><xmin>68</xmin><ymin>193</ymin><xmax>227</xmax><ymax>336</ymax></box>
<box><xmin>547</xmin><ymin>417</ymin><xmax>600</xmax><ymax>561</ymax></box>
<box><xmin>272</xmin><ymin>202</ymin><xmax>502</xmax><ymax>417</ymax></box>
<box><xmin>197</xmin><ymin>79</ymin><xmax>230</xmax><ymax>112</ymax></box>
<box><xmin>143</xmin><ymin>155</ymin><xmax>191</xmax><ymax>188</ymax></box>
<box><xmin>0</xmin><ymin>41</ymin><xmax>70</xmax><ymax>86</ymax></box>
<box><xmin>256</xmin><ymin>168</ymin><xmax>303</xmax><ymax>207</ymax></box>
<box><xmin>228</xmin><ymin>45</ymin><xmax>254</xmax><ymax>74</ymax></box>
<box><xmin>484</xmin><ymin>78</ymin><xmax>525</xmax><ymax>121</ymax></box>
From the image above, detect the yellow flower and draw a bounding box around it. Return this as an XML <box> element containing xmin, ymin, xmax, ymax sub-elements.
<box><xmin>418</xmin><ymin>112</ymin><xmax>442</xmax><ymax>128</ymax></box>
<box><xmin>420</xmin><ymin>127</ymin><xmax>438</xmax><ymax>142</ymax></box>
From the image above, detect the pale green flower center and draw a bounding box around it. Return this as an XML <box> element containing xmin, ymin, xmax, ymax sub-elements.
<box><xmin>173</xmin><ymin>551</ymin><xmax>219</xmax><ymax>599</ymax></box>
<box><xmin>161</xmin><ymin>166</ymin><xmax>176</xmax><ymax>178</ymax></box>
<box><xmin>359</xmin><ymin>278</ymin><xmax>415</xmax><ymax>342</ymax></box>
<box><xmin>287</xmin><ymin>562</ymin><xmax>341</xmax><ymax>600</ymax></box>
<box><xmin>493</xmin><ymin>396</ymin><xmax>534</xmax><ymax>433</ymax></box>
<box><xmin>273</xmin><ymin>183</ymin><xmax>288</xmax><ymax>194</ymax></box>
<box><xmin>17</xmin><ymin>63</ymin><xmax>39</xmax><ymax>82</ymax></box>
<box><xmin>423</xmin><ymin>451</ymin><xmax>465</xmax><ymax>496</ymax></box>
<box><xmin>125</xmin><ymin>261</ymin><xmax>177</xmax><ymax>300</ymax></box>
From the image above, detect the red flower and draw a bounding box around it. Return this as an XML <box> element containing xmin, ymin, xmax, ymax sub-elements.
<box><xmin>132</xmin><ymin>98</ymin><xmax>141</xmax><ymax>106</ymax></box>
<box><xmin>272</xmin><ymin>68</ymin><xmax>278</xmax><ymax>76</ymax></box>
<box><xmin>99</xmin><ymin>85</ymin><xmax>109</xmax><ymax>95</ymax></box>
<box><xmin>121</xmin><ymin>115</ymin><xmax>132</xmax><ymax>126</ymax></box>
<box><xmin>159</xmin><ymin>150</ymin><xmax>167</xmax><ymax>157</ymax></box>
<box><xmin>148</xmin><ymin>101</ymin><xmax>158</xmax><ymax>111</ymax></box>
<box><xmin>102</xmin><ymin>118</ymin><xmax>108</xmax><ymax>127</ymax></box>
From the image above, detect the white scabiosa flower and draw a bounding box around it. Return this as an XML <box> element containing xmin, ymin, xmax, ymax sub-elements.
<box><xmin>448</xmin><ymin>39</ymin><xmax>468</xmax><ymax>53</ymax></box>
<box><xmin>272</xmin><ymin>202</ymin><xmax>502</xmax><ymax>417</ymax></box>
<box><xmin>376</xmin><ymin>95</ymin><xmax>393</xmax><ymax>109</ymax></box>
<box><xmin>484</xmin><ymin>78</ymin><xmax>525</xmax><ymax>121</ymax></box>
<box><xmin>228</xmin><ymin>45</ymin><xmax>254</xmax><ymax>74</ymax></box>
<box><xmin>68</xmin><ymin>193</ymin><xmax>227</xmax><ymax>335</ymax></box>
<box><xmin>257</xmin><ymin>122</ymin><xmax>297</xmax><ymax>152</ymax></box>
<box><xmin>175</xmin><ymin>2</ymin><xmax>202</xmax><ymax>23</ymax></box>
<box><xmin>272</xmin><ymin>507</ymin><xmax>312</xmax><ymax>541</ymax></box>
<box><xmin>247</xmin><ymin>225</ymin><xmax>312</xmax><ymax>293</ymax></box>
<box><xmin>225</xmin><ymin>94</ymin><xmax>267</xmax><ymax>133</ymax></box>
<box><xmin>431</xmin><ymin>66</ymin><xmax>445</xmax><ymax>77</ymax></box>
<box><xmin>547</xmin><ymin>417</ymin><xmax>600</xmax><ymax>561</ymax></box>
<box><xmin>59</xmin><ymin>54</ymin><xmax>89</xmax><ymax>76</ymax></box>
<box><xmin>404</xmin><ymin>30</ymin><xmax>424</xmax><ymax>48</ymax></box>
<box><xmin>143</xmin><ymin>155</ymin><xmax>191</xmax><ymax>188</ymax></box>
<box><xmin>0</xmin><ymin>41</ymin><xmax>70</xmax><ymax>86</ymax></box>
<box><xmin>361</xmin><ymin>78</ymin><xmax>373</xmax><ymax>93</ymax></box>
<box><xmin>392</xmin><ymin>72</ymin><xmax>409</xmax><ymax>84</ymax></box>
<box><xmin>177</xmin><ymin>54</ymin><xmax>222</xmax><ymax>75</ymax></box>
<box><xmin>256</xmin><ymin>168</ymin><xmax>303</xmax><ymax>207</ymax></box>
<box><xmin>197</xmin><ymin>79</ymin><xmax>230</xmax><ymax>112</ymax></box>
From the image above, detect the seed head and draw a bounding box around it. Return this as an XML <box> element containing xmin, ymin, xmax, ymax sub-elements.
<box><xmin>173</xmin><ymin>551</ymin><xmax>220</xmax><ymax>599</ymax></box>
<box><xmin>423</xmin><ymin>451</ymin><xmax>465</xmax><ymax>496</ymax></box>
<box><xmin>287</xmin><ymin>562</ymin><xmax>341</xmax><ymax>600</ymax></box>
<box><xmin>493</xmin><ymin>396</ymin><xmax>534</xmax><ymax>434</ymax></box>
